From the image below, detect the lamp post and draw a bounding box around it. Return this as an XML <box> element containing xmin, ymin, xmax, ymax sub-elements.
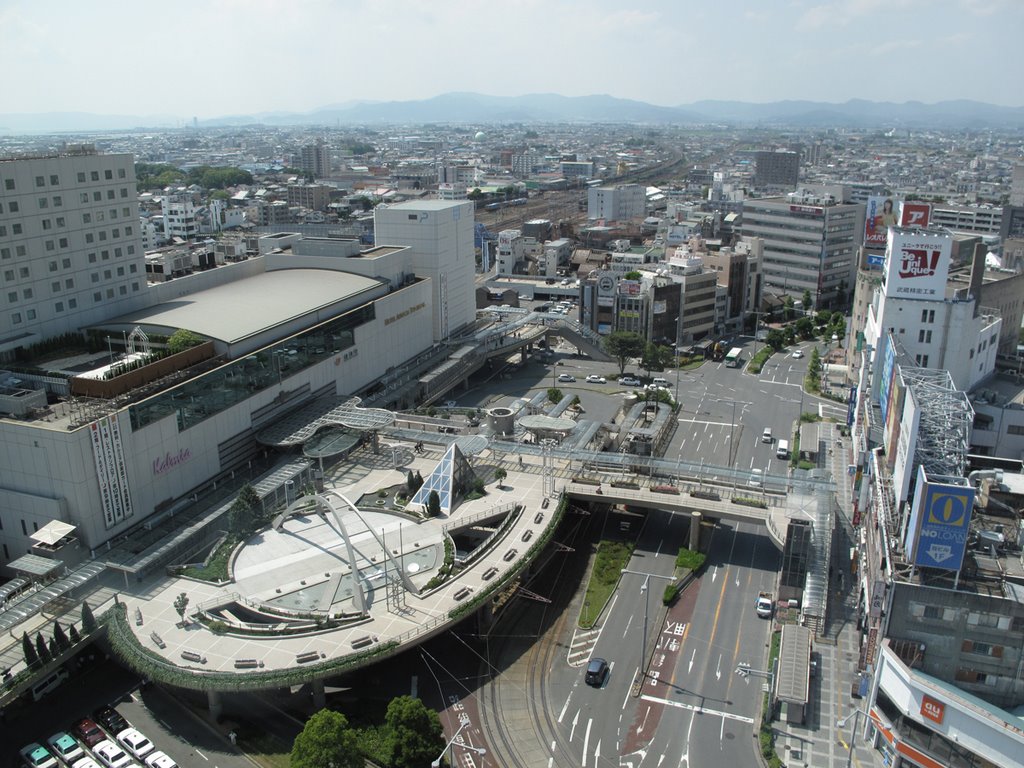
<box><xmin>836</xmin><ymin>708</ymin><xmax>867</xmax><ymax>768</ymax></box>
<box><xmin>621</xmin><ymin>568</ymin><xmax>676</xmax><ymax>680</ymax></box>
<box><xmin>735</xmin><ymin>661</ymin><xmax>777</xmax><ymax>723</ymax></box>
<box><xmin>715</xmin><ymin>398</ymin><xmax>751</xmax><ymax>467</ymax></box>
<box><xmin>431</xmin><ymin>721</ymin><xmax>487</xmax><ymax>768</ymax></box>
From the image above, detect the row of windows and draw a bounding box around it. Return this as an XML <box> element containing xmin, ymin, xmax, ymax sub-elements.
<box><xmin>79</xmin><ymin>188</ymin><xmax>130</xmax><ymax>203</ymax></box>
<box><xmin>0</xmin><ymin>224</ymin><xmax>132</xmax><ymax>249</ymax></box>
<box><xmin>2</xmin><ymin>250</ymin><xmax>136</xmax><ymax>284</ymax></box>
<box><xmin>2</xmin><ymin>166</ymin><xmax>128</xmax><ymax>193</ymax></box>
<box><xmin>8</xmin><ymin>281</ymin><xmax>141</xmax><ymax>322</ymax></box>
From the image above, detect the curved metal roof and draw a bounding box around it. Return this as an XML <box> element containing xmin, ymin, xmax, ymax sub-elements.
<box><xmin>257</xmin><ymin>396</ymin><xmax>395</xmax><ymax>447</ymax></box>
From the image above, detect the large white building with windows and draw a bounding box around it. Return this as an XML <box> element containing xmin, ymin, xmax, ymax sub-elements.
<box><xmin>740</xmin><ymin>190</ymin><xmax>862</xmax><ymax>309</ymax></box>
<box><xmin>0</xmin><ymin>148</ymin><xmax>147</xmax><ymax>353</ymax></box>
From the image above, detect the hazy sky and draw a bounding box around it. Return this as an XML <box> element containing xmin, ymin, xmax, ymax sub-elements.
<box><xmin>2</xmin><ymin>0</ymin><xmax>1022</xmax><ymax>118</ymax></box>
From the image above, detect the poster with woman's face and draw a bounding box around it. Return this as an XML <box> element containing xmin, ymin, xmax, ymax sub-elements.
<box><xmin>865</xmin><ymin>195</ymin><xmax>899</xmax><ymax>248</ymax></box>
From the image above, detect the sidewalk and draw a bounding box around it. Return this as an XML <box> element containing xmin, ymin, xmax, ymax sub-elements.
<box><xmin>769</xmin><ymin>432</ymin><xmax>884</xmax><ymax>768</ymax></box>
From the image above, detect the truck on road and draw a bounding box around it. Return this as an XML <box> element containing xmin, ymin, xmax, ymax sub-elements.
<box><xmin>756</xmin><ymin>592</ymin><xmax>774</xmax><ymax>618</ymax></box>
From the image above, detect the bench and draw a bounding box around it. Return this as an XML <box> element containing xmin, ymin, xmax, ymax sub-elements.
<box><xmin>482</xmin><ymin>567</ymin><xmax>498</xmax><ymax>580</ymax></box>
<box><xmin>503</xmin><ymin>548</ymin><xmax>518</xmax><ymax>562</ymax></box>
<box><xmin>534</xmin><ymin>512</ymin><xmax>544</xmax><ymax>524</ymax></box>
<box><xmin>234</xmin><ymin>659</ymin><xmax>261</xmax><ymax>669</ymax></box>
<box><xmin>149</xmin><ymin>632</ymin><xmax>165</xmax><ymax>649</ymax></box>
<box><xmin>453</xmin><ymin>587</ymin><xmax>472</xmax><ymax>601</ymax></box>
<box><xmin>350</xmin><ymin>636</ymin><xmax>374</xmax><ymax>650</ymax></box>
<box><xmin>181</xmin><ymin>650</ymin><xmax>206</xmax><ymax>664</ymax></box>
<box><xmin>296</xmin><ymin>651</ymin><xmax>320</xmax><ymax>664</ymax></box>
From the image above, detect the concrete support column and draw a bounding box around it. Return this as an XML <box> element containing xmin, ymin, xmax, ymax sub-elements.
<box><xmin>689</xmin><ymin>512</ymin><xmax>702</xmax><ymax>550</ymax></box>
<box><xmin>520</xmin><ymin>346</ymin><xmax>527</xmax><ymax>364</ymax></box>
<box><xmin>312</xmin><ymin>678</ymin><xmax>326</xmax><ymax>710</ymax></box>
<box><xmin>207</xmin><ymin>689</ymin><xmax>223</xmax><ymax>720</ymax></box>
<box><xmin>371</xmin><ymin>430</ymin><xmax>380</xmax><ymax>455</ymax></box>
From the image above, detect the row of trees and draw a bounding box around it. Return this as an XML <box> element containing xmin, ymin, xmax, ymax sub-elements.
<box><xmin>603</xmin><ymin>331</ymin><xmax>675</xmax><ymax>376</ymax></box>
<box><xmin>20</xmin><ymin>602</ymin><xmax>96</xmax><ymax>671</ymax></box>
<box><xmin>135</xmin><ymin>163</ymin><xmax>254</xmax><ymax>191</ymax></box>
<box><xmin>291</xmin><ymin>695</ymin><xmax>447</xmax><ymax>768</ymax></box>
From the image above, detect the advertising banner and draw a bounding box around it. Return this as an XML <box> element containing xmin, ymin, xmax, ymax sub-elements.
<box><xmin>878</xmin><ymin>338</ymin><xmax>897</xmax><ymax>424</ymax></box>
<box><xmin>865</xmin><ymin>195</ymin><xmax>899</xmax><ymax>249</ymax></box>
<box><xmin>597</xmin><ymin>273</ymin><xmax>616</xmax><ymax>308</ymax></box>
<box><xmin>899</xmin><ymin>201</ymin><xmax>931</xmax><ymax>228</ymax></box>
<box><xmin>652</xmin><ymin>300</ymin><xmax>667</xmax><ymax>315</ymax></box>
<box><xmin>906</xmin><ymin>467</ymin><xmax>974</xmax><ymax>571</ymax></box>
<box><xmin>883</xmin><ymin>230</ymin><xmax>951</xmax><ymax>301</ymax></box>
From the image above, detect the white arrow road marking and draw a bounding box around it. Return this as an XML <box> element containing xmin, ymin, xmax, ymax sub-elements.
<box><xmin>637</xmin><ymin>705</ymin><xmax>651</xmax><ymax>735</ymax></box>
<box><xmin>688</xmin><ymin>649</ymin><xmax>696</xmax><ymax>674</ymax></box>
<box><xmin>715</xmin><ymin>654</ymin><xmax>722</xmax><ymax>681</ymax></box>
<box><xmin>570</xmin><ymin>709</ymin><xmax>580</xmax><ymax>741</ymax></box>
<box><xmin>582</xmin><ymin>718</ymin><xmax>593</xmax><ymax>767</ymax></box>
<box><xmin>640</xmin><ymin>694</ymin><xmax>754</xmax><ymax>723</ymax></box>
<box><xmin>558</xmin><ymin>691</ymin><xmax>573</xmax><ymax>723</ymax></box>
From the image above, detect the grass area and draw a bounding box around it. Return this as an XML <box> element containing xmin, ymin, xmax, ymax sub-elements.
<box><xmin>579</xmin><ymin>540</ymin><xmax>634</xmax><ymax>628</ymax></box>
<box><xmin>747</xmin><ymin>346</ymin><xmax>774</xmax><ymax>374</ymax></box>
<box><xmin>240</xmin><ymin>731</ymin><xmax>292</xmax><ymax>768</ymax></box>
<box><xmin>675</xmin><ymin>548</ymin><xmax>706</xmax><ymax>571</ymax></box>
<box><xmin>180</xmin><ymin>534</ymin><xmax>239</xmax><ymax>582</ymax></box>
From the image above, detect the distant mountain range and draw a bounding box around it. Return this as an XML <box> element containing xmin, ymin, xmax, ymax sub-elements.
<box><xmin>3</xmin><ymin>93</ymin><xmax>1023</xmax><ymax>133</ymax></box>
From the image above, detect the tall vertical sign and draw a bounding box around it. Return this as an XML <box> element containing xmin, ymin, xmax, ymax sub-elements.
<box><xmin>91</xmin><ymin>413</ymin><xmax>134</xmax><ymax>529</ymax></box>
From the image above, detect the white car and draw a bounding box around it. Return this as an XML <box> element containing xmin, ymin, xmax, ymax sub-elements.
<box><xmin>117</xmin><ymin>728</ymin><xmax>154</xmax><ymax>760</ymax></box>
<box><xmin>557</xmin><ymin>373</ymin><xmax>576</xmax><ymax>383</ymax></box>
<box><xmin>585</xmin><ymin>375</ymin><xmax>606</xmax><ymax>384</ymax></box>
<box><xmin>619</xmin><ymin>376</ymin><xmax>641</xmax><ymax>386</ymax></box>
<box><xmin>144</xmin><ymin>752</ymin><xmax>179</xmax><ymax>768</ymax></box>
<box><xmin>748</xmin><ymin>468</ymin><xmax>764</xmax><ymax>488</ymax></box>
<box><xmin>92</xmin><ymin>740</ymin><xmax>134</xmax><ymax>768</ymax></box>
<box><xmin>71</xmin><ymin>759</ymin><xmax>102</xmax><ymax>768</ymax></box>
<box><xmin>791</xmin><ymin>349</ymin><xmax>803</xmax><ymax>359</ymax></box>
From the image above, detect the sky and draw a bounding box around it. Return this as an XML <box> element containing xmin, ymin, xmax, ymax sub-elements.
<box><xmin>1</xmin><ymin>0</ymin><xmax>1022</xmax><ymax>119</ymax></box>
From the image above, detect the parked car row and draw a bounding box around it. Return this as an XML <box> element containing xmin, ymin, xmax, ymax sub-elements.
<box><xmin>21</xmin><ymin>702</ymin><xmax>178</xmax><ymax>768</ymax></box>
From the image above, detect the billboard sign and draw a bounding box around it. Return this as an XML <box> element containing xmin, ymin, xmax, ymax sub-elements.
<box><xmin>652</xmin><ymin>300</ymin><xmax>667</xmax><ymax>315</ymax></box>
<box><xmin>899</xmin><ymin>201</ymin><xmax>931</xmax><ymax>228</ymax></box>
<box><xmin>865</xmin><ymin>195</ymin><xmax>899</xmax><ymax>249</ymax></box>
<box><xmin>921</xmin><ymin>695</ymin><xmax>945</xmax><ymax>725</ymax></box>
<box><xmin>789</xmin><ymin>204</ymin><xmax>823</xmax><ymax>216</ymax></box>
<box><xmin>866</xmin><ymin>252</ymin><xmax>885</xmax><ymax>268</ymax></box>
<box><xmin>597</xmin><ymin>273</ymin><xmax>616</xmax><ymax>308</ymax></box>
<box><xmin>882</xmin><ymin>230</ymin><xmax>951</xmax><ymax>301</ymax></box>
<box><xmin>619</xmin><ymin>279</ymin><xmax>641</xmax><ymax>296</ymax></box>
<box><xmin>892</xmin><ymin>388</ymin><xmax>920</xmax><ymax>504</ymax></box>
<box><xmin>847</xmin><ymin>385</ymin><xmax>858</xmax><ymax>427</ymax></box>
<box><xmin>905</xmin><ymin>467</ymin><xmax>974</xmax><ymax>571</ymax></box>
<box><xmin>878</xmin><ymin>337</ymin><xmax>897</xmax><ymax>424</ymax></box>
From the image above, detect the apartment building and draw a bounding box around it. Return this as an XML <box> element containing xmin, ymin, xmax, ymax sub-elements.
<box><xmin>0</xmin><ymin>148</ymin><xmax>147</xmax><ymax>354</ymax></box>
<box><xmin>753</xmin><ymin>150</ymin><xmax>800</xmax><ymax>189</ymax></box>
<box><xmin>588</xmin><ymin>184</ymin><xmax>645</xmax><ymax>222</ymax></box>
<box><xmin>298</xmin><ymin>139</ymin><xmax>330</xmax><ymax>179</ymax></box>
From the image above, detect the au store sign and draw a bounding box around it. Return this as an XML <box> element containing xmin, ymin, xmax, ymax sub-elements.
<box><xmin>920</xmin><ymin>695</ymin><xmax>945</xmax><ymax>725</ymax></box>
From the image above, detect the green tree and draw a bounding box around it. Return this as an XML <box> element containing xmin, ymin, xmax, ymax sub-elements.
<box><xmin>494</xmin><ymin>468</ymin><xmax>507</xmax><ymax>489</ymax></box>
<box><xmin>414</xmin><ymin>471</ymin><xmax>424</xmax><ymax>492</ymax></box>
<box><xmin>237</xmin><ymin>484</ymin><xmax>260</xmax><ymax>512</ymax></box>
<box><xmin>290</xmin><ymin>709</ymin><xmax>362</xmax><ymax>768</ymax></box>
<box><xmin>81</xmin><ymin>602</ymin><xmax>97</xmax><ymax>633</ymax></box>
<box><xmin>547</xmin><ymin>387</ymin><xmax>563</xmax><ymax>403</ymax></box>
<box><xmin>22</xmin><ymin>632</ymin><xmax>40</xmax><ymax>670</ymax></box>
<box><xmin>783</xmin><ymin>295</ymin><xmax>794</xmax><ymax>321</ymax></box>
<box><xmin>167</xmin><ymin>329</ymin><xmax>206</xmax><ymax>355</ymax></box>
<box><xmin>802</xmin><ymin>289</ymin><xmax>812</xmax><ymax>311</ymax></box>
<box><xmin>795</xmin><ymin>316</ymin><xmax>814</xmax><ymax>339</ymax></box>
<box><xmin>466</xmin><ymin>188</ymin><xmax>484</xmax><ymax>201</ymax></box>
<box><xmin>383</xmin><ymin>695</ymin><xmax>447</xmax><ymax>768</ymax></box>
<box><xmin>604</xmin><ymin>331</ymin><xmax>645</xmax><ymax>375</ymax></box>
<box><xmin>36</xmin><ymin>633</ymin><xmax>52</xmax><ymax>665</ymax></box>
<box><xmin>69</xmin><ymin>624</ymin><xmax>81</xmax><ymax>645</ymax></box>
<box><xmin>173</xmin><ymin>593</ymin><xmax>190</xmax><ymax>626</ymax></box>
<box><xmin>807</xmin><ymin>348</ymin><xmax>822</xmax><ymax>380</ymax></box>
<box><xmin>426</xmin><ymin>490</ymin><xmax>441</xmax><ymax>518</ymax></box>
<box><xmin>623</xmin><ymin>270</ymin><xmax>643</xmax><ymax>281</ymax></box>
<box><xmin>765</xmin><ymin>329</ymin><xmax>787</xmax><ymax>351</ymax></box>
<box><xmin>406</xmin><ymin>470</ymin><xmax>416</xmax><ymax>495</ymax></box>
<box><xmin>209</xmin><ymin>189</ymin><xmax>230</xmax><ymax>201</ymax></box>
<box><xmin>228</xmin><ymin>503</ymin><xmax>252</xmax><ymax>537</ymax></box>
<box><xmin>53</xmin><ymin>621</ymin><xmax>70</xmax><ymax>652</ymax></box>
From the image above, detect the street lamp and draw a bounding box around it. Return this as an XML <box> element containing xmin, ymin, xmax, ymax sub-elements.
<box><xmin>836</xmin><ymin>708</ymin><xmax>868</xmax><ymax>768</ymax></box>
<box><xmin>431</xmin><ymin>721</ymin><xmax>487</xmax><ymax>768</ymax></box>
<box><xmin>715</xmin><ymin>398</ymin><xmax>751</xmax><ymax>467</ymax></box>
<box><xmin>621</xmin><ymin>568</ymin><xmax>676</xmax><ymax>680</ymax></box>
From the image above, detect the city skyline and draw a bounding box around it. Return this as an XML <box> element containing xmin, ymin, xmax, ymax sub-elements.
<box><xmin>1</xmin><ymin>0</ymin><xmax>1022</xmax><ymax>123</ymax></box>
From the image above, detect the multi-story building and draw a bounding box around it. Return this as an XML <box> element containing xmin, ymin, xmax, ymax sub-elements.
<box><xmin>161</xmin><ymin>193</ymin><xmax>200</xmax><ymax>240</ymax></box>
<box><xmin>703</xmin><ymin>237</ymin><xmax>763</xmax><ymax>332</ymax></box>
<box><xmin>299</xmin><ymin>140</ymin><xmax>330</xmax><ymax>179</ymax></box>
<box><xmin>753</xmin><ymin>150</ymin><xmax>800</xmax><ymax>189</ymax></box>
<box><xmin>588</xmin><ymin>184</ymin><xmax>645</xmax><ymax>222</ymax></box>
<box><xmin>665</xmin><ymin>253</ymin><xmax>717</xmax><ymax>343</ymax></box>
<box><xmin>560</xmin><ymin>161</ymin><xmax>595</xmax><ymax>180</ymax></box>
<box><xmin>928</xmin><ymin>203</ymin><xmax>1002</xmax><ymax>236</ymax></box>
<box><xmin>740</xmin><ymin>190</ymin><xmax>862</xmax><ymax>309</ymax></box>
<box><xmin>511</xmin><ymin>151</ymin><xmax>536</xmax><ymax>179</ymax></box>
<box><xmin>861</xmin><ymin>228</ymin><xmax>1001</xmax><ymax>393</ymax></box>
<box><xmin>286</xmin><ymin>183</ymin><xmax>333</xmax><ymax>212</ymax></box>
<box><xmin>0</xmin><ymin>149</ymin><xmax>148</xmax><ymax>353</ymax></box>
<box><xmin>374</xmin><ymin>200</ymin><xmax>477</xmax><ymax>342</ymax></box>
<box><xmin>493</xmin><ymin>229</ymin><xmax>542</xmax><ymax>276</ymax></box>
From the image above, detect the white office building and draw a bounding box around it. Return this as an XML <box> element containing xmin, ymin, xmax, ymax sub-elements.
<box><xmin>0</xmin><ymin>149</ymin><xmax>147</xmax><ymax>355</ymax></box>
<box><xmin>588</xmin><ymin>184</ymin><xmax>645</xmax><ymax>222</ymax></box>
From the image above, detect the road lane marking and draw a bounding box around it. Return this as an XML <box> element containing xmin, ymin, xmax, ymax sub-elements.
<box><xmin>557</xmin><ymin>691</ymin><xmax>572</xmax><ymax>723</ymax></box>
<box><xmin>195</xmin><ymin>749</ymin><xmax>208</xmax><ymax>761</ymax></box>
<box><xmin>688</xmin><ymin>648</ymin><xmax>696</xmax><ymax>674</ymax></box>
<box><xmin>676</xmin><ymin>419</ymin><xmax>735</xmax><ymax>427</ymax></box>
<box><xmin>622</xmin><ymin>667</ymin><xmax>638</xmax><ymax>712</ymax></box>
<box><xmin>582</xmin><ymin>718</ymin><xmax>593</xmax><ymax>767</ymax></box>
<box><xmin>624</xmin><ymin>614</ymin><xmax>634</xmax><ymax>638</ymax></box>
<box><xmin>640</xmin><ymin>694</ymin><xmax>754</xmax><ymax>724</ymax></box>
<box><xmin>569</xmin><ymin>709</ymin><xmax>579</xmax><ymax>741</ymax></box>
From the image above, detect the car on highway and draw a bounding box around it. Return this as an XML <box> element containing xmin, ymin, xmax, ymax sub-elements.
<box><xmin>117</xmin><ymin>728</ymin><xmax>155</xmax><ymax>760</ymax></box>
<box><xmin>93</xmin><ymin>705</ymin><xmax>129</xmax><ymax>735</ymax></box>
<box><xmin>791</xmin><ymin>349</ymin><xmax>803</xmax><ymax>359</ymax></box>
<box><xmin>144</xmin><ymin>752</ymin><xmax>179</xmax><ymax>768</ymax></box>
<box><xmin>92</xmin><ymin>740</ymin><xmax>134</xmax><ymax>768</ymax></box>
<box><xmin>72</xmin><ymin>718</ymin><xmax>107</xmax><ymax>749</ymax></box>
<box><xmin>585</xmin><ymin>374</ymin><xmax>606</xmax><ymax>384</ymax></box>
<box><xmin>19</xmin><ymin>744</ymin><xmax>58</xmax><ymax>768</ymax></box>
<box><xmin>748</xmin><ymin>468</ymin><xmax>764</xmax><ymax>488</ymax></box>
<box><xmin>46</xmin><ymin>732</ymin><xmax>85</xmax><ymax>764</ymax></box>
<box><xmin>585</xmin><ymin>657</ymin><xmax>609</xmax><ymax>686</ymax></box>
<box><xmin>557</xmin><ymin>373</ymin><xmax>576</xmax><ymax>382</ymax></box>
<box><xmin>619</xmin><ymin>376</ymin><xmax>641</xmax><ymax>386</ymax></box>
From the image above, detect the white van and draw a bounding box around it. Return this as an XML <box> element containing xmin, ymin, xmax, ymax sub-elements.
<box><xmin>31</xmin><ymin>667</ymin><xmax>69</xmax><ymax>701</ymax></box>
<box><xmin>652</xmin><ymin>377</ymin><xmax>669</xmax><ymax>387</ymax></box>
<box><xmin>776</xmin><ymin>439</ymin><xmax>790</xmax><ymax>459</ymax></box>
<box><xmin>761</xmin><ymin>427</ymin><xmax>773</xmax><ymax>444</ymax></box>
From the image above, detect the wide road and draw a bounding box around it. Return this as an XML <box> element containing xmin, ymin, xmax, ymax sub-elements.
<box><xmin>619</xmin><ymin>519</ymin><xmax>779</xmax><ymax>767</ymax></box>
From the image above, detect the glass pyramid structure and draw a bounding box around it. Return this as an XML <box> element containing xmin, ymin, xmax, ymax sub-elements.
<box><xmin>411</xmin><ymin>443</ymin><xmax>475</xmax><ymax>515</ymax></box>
